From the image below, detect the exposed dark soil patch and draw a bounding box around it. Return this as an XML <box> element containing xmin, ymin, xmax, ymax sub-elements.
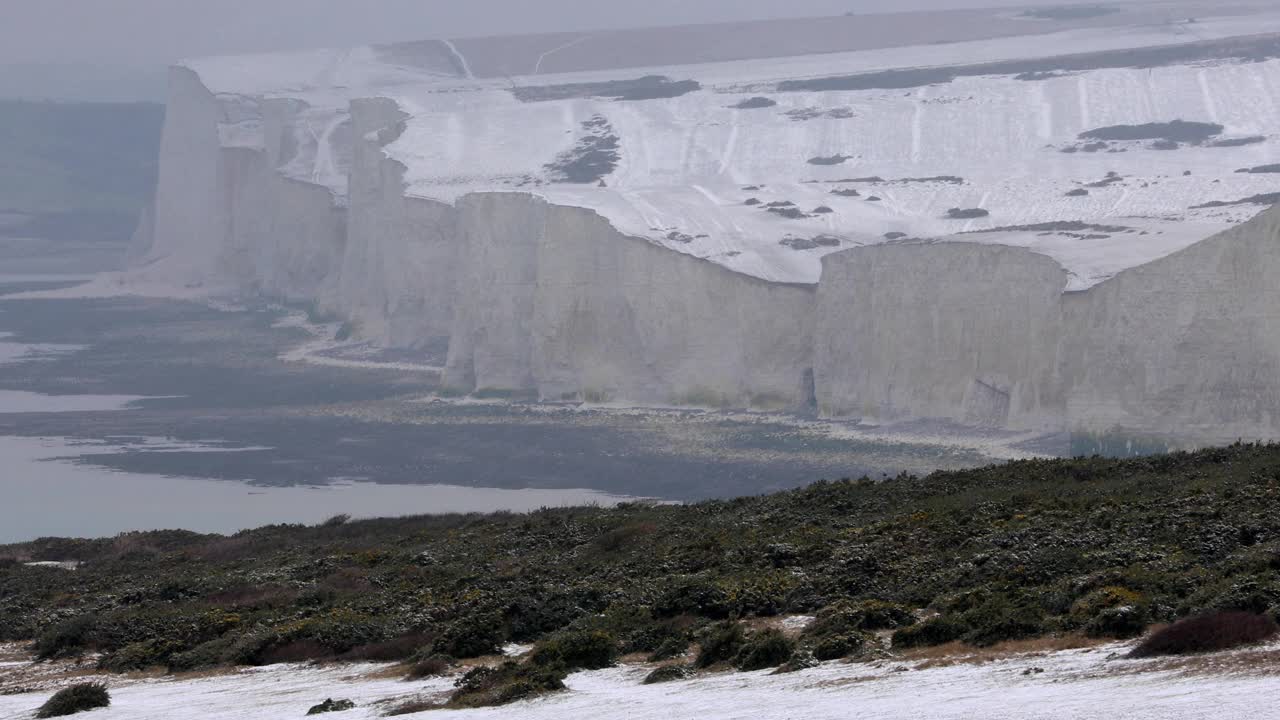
<box><xmin>513</xmin><ymin>75</ymin><xmax>701</xmax><ymax>103</ymax></box>
<box><xmin>1065</xmin><ymin>188</ymin><xmax>1090</xmax><ymax>197</ymax></box>
<box><xmin>1079</xmin><ymin>120</ymin><xmax>1223</xmax><ymax>144</ymax></box>
<box><xmin>1210</xmin><ymin>136</ymin><xmax>1266</xmax><ymax>148</ymax></box>
<box><xmin>962</xmin><ymin>221</ymin><xmax>1131</xmax><ymax>235</ymax></box>
<box><xmin>776</xmin><ymin>34</ymin><xmax>1280</xmax><ymax>94</ymax></box>
<box><xmin>1191</xmin><ymin>192</ymin><xmax>1280</xmax><ymax>209</ymax></box>
<box><xmin>1020</xmin><ymin>6</ymin><xmax>1119</xmax><ymax>21</ymax></box>
<box><xmin>731</xmin><ymin>97</ymin><xmax>777</xmax><ymax>109</ymax></box>
<box><xmin>744</xmin><ymin>198</ymin><xmax>762</xmax><ymax>206</ymax></box>
<box><xmin>780</xmin><ymin>68</ymin><xmax>959</xmax><ymax>93</ymax></box>
<box><xmin>808</xmin><ymin>155</ymin><xmax>853</xmax><ymax>166</ymax></box>
<box><xmin>830</xmin><ymin>189</ymin><xmax>861</xmax><ymax>197</ymax></box>
<box><xmin>1085</xmin><ymin>172</ymin><xmax>1124</xmax><ymax>188</ymax></box>
<box><xmin>883</xmin><ymin>232</ymin><xmax>907</xmax><ymax>240</ymax></box>
<box><xmin>865</xmin><ymin>196</ymin><xmax>882</xmax><ymax>202</ymax></box>
<box><xmin>780</xmin><ymin>234</ymin><xmax>842</xmax><ymax>250</ymax></box>
<box><xmin>544</xmin><ymin>116</ymin><xmax>620</xmax><ymax>184</ymax></box>
<box><xmin>897</xmin><ymin>176</ymin><xmax>965</xmax><ymax>185</ymax></box>
<box><xmin>811</xmin><ymin>206</ymin><xmax>835</xmax><ymax>214</ymax></box>
<box><xmin>764</xmin><ymin>201</ymin><xmax>795</xmax><ymax>208</ymax></box>
<box><xmin>786</xmin><ymin>108</ymin><xmax>856</xmax><ymax>121</ymax></box>
<box><xmin>768</xmin><ymin>207</ymin><xmax>811</xmax><ymax>219</ymax></box>
<box><xmin>946</xmin><ymin>208</ymin><xmax>989</xmax><ymax>219</ymax></box>
<box><xmin>1236</xmin><ymin>164</ymin><xmax>1280</xmax><ymax>174</ymax></box>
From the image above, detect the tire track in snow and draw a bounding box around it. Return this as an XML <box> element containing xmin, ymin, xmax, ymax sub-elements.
<box><xmin>440</xmin><ymin>39</ymin><xmax>474</xmax><ymax>80</ymax></box>
<box><xmin>1077</xmin><ymin>76</ymin><xmax>1091</xmax><ymax>130</ymax></box>
<box><xmin>533</xmin><ymin>34</ymin><xmax>597</xmax><ymax>75</ymax></box>
<box><xmin>1198</xmin><ymin>68</ymin><xmax>1220</xmax><ymax>123</ymax></box>
<box><xmin>911</xmin><ymin>88</ymin><xmax>926</xmax><ymax>163</ymax></box>
<box><xmin>718</xmin><ymin>122</ymin><xmax>740</xmax><ymax>176</ymax></box>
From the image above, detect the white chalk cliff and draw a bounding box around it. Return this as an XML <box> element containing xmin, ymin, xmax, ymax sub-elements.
<box><xmin>126</xmin><ymin>2</ymin><xmax>1280</xmax><ymax>446</ymax></box>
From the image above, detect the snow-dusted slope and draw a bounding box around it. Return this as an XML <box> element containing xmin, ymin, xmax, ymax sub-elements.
<box><xmin>118</xmin><ymin>3</ymin><xmax>1280</xmax><ymax>441</ymax></box>
<box><xmin>5</xmin><ymin>639</ymin><xmax>1280</xmax><ymax>720</ymax></box>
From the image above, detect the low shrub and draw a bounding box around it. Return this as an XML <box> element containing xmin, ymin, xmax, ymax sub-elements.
<box><xmin>734</xmin><ymin>628</ymin><xmax>795</xmax><ymax>671</ymax></box>
<box><xmin>811</xmin><ymin>631</ymin><xmax>870</xmax><ymax>661</ymax></box>
<box><xmin>36</xmin><ymin>683</ymin><xmax>110</xmax><ymax>718</ymax></box>
<box><xmin>385</xmin><ymin>697</ymin><xmax>438</xmax><ymax>716</ymax></box>
<box><xmin>647</xmin><ymin>635</ymin><xmax>691</xmax><ymax>662</ymax></box>
<box><xmin>773</xmin><ymin>649</ymin><xmax>820</xmax><ymax>674</ymax></box>
<box><xmin>655</xmin><ymin>576</ymin><xmax>732</xmax><ymax>619</ymax></box>
<box><xmin>97</xmin><ymin>639</ymin><xmax>175</xmax><ymax>672</ymax></box>
<box><xmin>257</xmin><ymin>639</ymin><xmax>333</xmax><ymax>665</ymax></box>
<box><xmin>529</xmin><ymin>629</ymin><xmax>618</xmax><ymax>671</ymax></box>
<box><xmin>694</xmin><ymin>622</ymin><xmax>745</xmax><ymax>669</ymax></box>
<box><xmin>434</xmin><ymin>613</ymin><xmax>505</xmax><ymax>659</ymax></box>
<box><xmin>803</xmin><ymin>600</ymin><xmax>916</xmax><ymax>652</ymax></box>
<box><xmin>1086</xmin><ymin>605</ymin><xmax>1149</xmax><ymax>639</ymax></box>
<box><xmin>404</xmin><ymin>652</ymin><xmax>452</xmax><ymax>679</ymax></box>
<box><xmin>34</xmin><ymin>615</ymin><xmax>97</xmax><ymax>660</ymax></box>
<box><xmin>306</xmin><ymin>698</ymin><xmax>355</xmax><ymax>715</ymax></box>
<box><xmin>340</xmin><ymin>633</ymin><xmax>431</xmax><ymax>662</ymax></box>
<box><xmin>892</xmin><ymin>616</ymin><xmax>968</xmax><ymax>649</ymax></box>
<box><xmin>1130</xmin><ymin>611</ymin><xmax>1278</xmax><ymax>658</ymax></box>
<box><xmin>166</xmin><ymin>635</ymin><xmax>238</xmax><ymax>672</ymax></box>
<box><xmin>449</xmin><ymin>661</ymin><xmax>567</xmax><ymax>709</ymax></box>
<box><xmin>643</xmin><ymin>664</ymin><xmax>694</xmax><ymax>684</ymax></box>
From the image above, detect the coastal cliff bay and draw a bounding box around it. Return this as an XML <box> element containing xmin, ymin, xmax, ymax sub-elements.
<box><xmin>108</xmin><ymin>1</ymin><xmax>1280</xmax><ymax>449</ymax></box>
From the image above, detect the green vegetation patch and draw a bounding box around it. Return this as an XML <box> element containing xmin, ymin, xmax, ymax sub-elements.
<box><xmin>6</xmin><ymin>443</ymin><xmax>1280</xmax><ymax>684</ymax></box>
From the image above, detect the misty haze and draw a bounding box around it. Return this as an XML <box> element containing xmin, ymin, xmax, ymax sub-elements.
<box><xmin>4</xmin><ymin>1</ymin><xmax>1280</xmax><ymax>718</ymax></box>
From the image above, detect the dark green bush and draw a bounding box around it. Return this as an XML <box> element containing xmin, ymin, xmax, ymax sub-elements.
<box><xmin>811</xmin><ymin>632</ymin><xmax>870</xmax><ymax>661</ymax></box>
<box><xmin>808</xmin><ymin>600</ymin><xmax>917</xmax><ymax>637</ymax></box>
<box><xmin>97</xmin><ymin>639</ymin><xmax>175</xmax><ymax>672</ymax></box>
<box><xmin>655</xmin><ymin>577</ymin><xmax>732</xmax><ymax>619</ymax></box>
<box><xmin>1086</xmin><ymin>605</ymin><xmax>1149</xmax><ymax>639</ymax></box>
<box><xmin>405</xmin><ymin>651</ymin><xmax>452</xmax><ymax>679</ymax></box>
<box><xmin>734</xmin><ymin>628</ymin><xmax>795</xmax><ymax>671</ymax></box>
<box><xmin>647</xmin><ymin>635</ymin><xmax>691</xmax><ymax>662</ymax></box>
<box><xmin>166</xmin><ymin>635</ymin><xmax>238</xmax><ymax>672</ymax></box>
<box><xmin>36</xmin><ymin>683</ymin><xmax>110</xmax><ymax>718</ymax></box>
<box><xmin>434</xmin><ymin>612</ymin><xmax>505</xmax><ymax>659</ymax></box>
<box><xmin>892</xmin><ymin>616</ymin><xmax>968</xmax><ymax>649</ymax></box>
<box><xmin>449</xmin><ymin>661</ymin><xmax>567</xmax><ymax>709</ymax></box>
<box><xmin>307</xmin><ymin>698</ymin><xmax>355</xmax><ymax>714</ymax></box>
<box><xmin>694</xmin><ymin>622</ymin><xmax>745</xmax><ymax>669</ymax></box>
<box><xmin>643</xmin><ymin>664</ymin><xmax>693</xmax><ymax>684</ymax></box>
<box><xmin>530</xmin><ymin>629</ymin><xmax>618</xmax><ymax>671</ymax></box>
<box><xmin>773</xmin><ymin>649</ymin><xmax>820</xmax><ymax>674</ymax></box>
<box><xmin>34</xmin><ymin>615</ymin><xmax>97</xmax><ymax>660</ymax></box>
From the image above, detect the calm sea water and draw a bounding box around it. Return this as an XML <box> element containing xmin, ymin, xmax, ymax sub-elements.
<box><xmin>0</xmin><ymin>335</ymin><xmax>630</xmax><ymax>543</ymax></box>
<box><xmin>0</xmin><ymin>431</ymin><xmax>630</xmax><ymax>544</ymax></box>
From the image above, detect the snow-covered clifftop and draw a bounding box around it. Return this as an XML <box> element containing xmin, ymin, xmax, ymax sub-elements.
<box><xmin>125</xmin><ymin>4</ymin><xmax>1280</xmax><ymax>444</ymax></box>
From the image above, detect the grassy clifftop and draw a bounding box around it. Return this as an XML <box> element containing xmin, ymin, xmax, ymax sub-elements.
<box><xmin>3</xmin><ymin>443</ymin><xmax>1279</xmax><ymax>682</ymax></box>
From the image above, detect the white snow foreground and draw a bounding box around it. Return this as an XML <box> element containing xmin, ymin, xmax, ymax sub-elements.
<box><xmin>105</xmin><ymin>1</ymin><xmax>1280</xmax><ymax>446</ymax></box>
<box><xmin>3</xmin><ymin>640</ymin><xmax>1280</xmax><ymax>719</ymax></box>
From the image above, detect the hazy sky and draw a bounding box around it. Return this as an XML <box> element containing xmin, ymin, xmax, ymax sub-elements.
<box><xmin>3</xmin><ymin>0</ymin><xmax>1135</xmax><ymax>66</ymax></box>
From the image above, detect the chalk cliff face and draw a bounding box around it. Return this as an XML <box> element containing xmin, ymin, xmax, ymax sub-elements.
<box><xmin>813</xmin><ymin>206</ymin><xmax>1280</xmax><ymax>444</ymax></box>
<box><xmin>1063</xmin><ymin>206</ymin><xmax>1280</xmax><ymax>443</ymax></box>
<box><xmin>126</xmin><ymin>9</ymin><xmax>1280</xmax><ymax>445</ymax></box>
<box><xmin>815</xmin><ymin>244</ymin><xmax>1068</xmax><ymax>431</ymax></box>
<box><xmin>443</xmin><ymin>194</ymin><xmax>815</xmax><ymax>406</ymax></box>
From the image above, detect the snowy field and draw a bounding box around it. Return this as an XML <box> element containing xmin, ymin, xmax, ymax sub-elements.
<box><xmin>173</xmin><ymin>2</ymin><xmax>1280</xmax><ymax>290</ymax></box>
<box><xmin>3</xmin><ymin>638</ymin><xmax>1279</xmax><ymax>719</ymax></box>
